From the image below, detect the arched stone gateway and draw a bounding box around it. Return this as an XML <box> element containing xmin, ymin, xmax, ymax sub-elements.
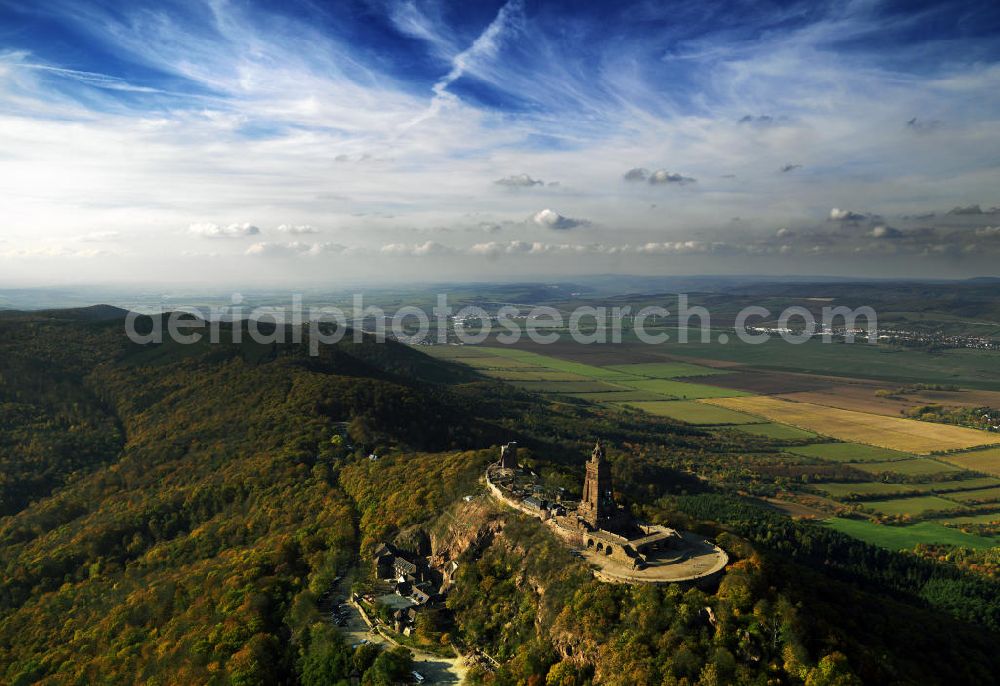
<box><xmin>596</xmin><ymin>542</ymin><xmax>604</xmax><ymax>552</ymax></box>
<box><xmin>605</xmin><ymin>546</ymin><xmax>613</xmax><ymax>556</ymax></box>
<box><xmin>587</xmin><ymin>539</ymin><xmax>595</xmax><ymax>548</ymax></box>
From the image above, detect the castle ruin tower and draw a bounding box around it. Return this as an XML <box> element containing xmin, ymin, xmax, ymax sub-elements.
<box><xmin>499</xmin><ymin>442</ymin><xmax>518</xmax><ymax>470</ymax></box>
<box><xmin>578</xmin><ymin>439</ymin><xmax>615</xmax><ymax>528</ymax></box>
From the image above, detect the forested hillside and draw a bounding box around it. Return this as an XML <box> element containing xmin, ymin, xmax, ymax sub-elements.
<box><xmin>1</xmin><ymin>311</ymin><xmax>999</xmax><ymax>685</ymax></box>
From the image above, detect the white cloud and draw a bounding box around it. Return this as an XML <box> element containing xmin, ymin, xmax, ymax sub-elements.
<box><xmin>871</xmin><ymin>225</ymin><xmax>902</xmax><ymax>238</ymax></box>
<box><xmin>624</xmin><ymin>168</ymin><xmax>696</xmax><ymax>184</ymax></box>
<box><xmin>379</xmin><ymin>241</ymin><xmax>453</xmax><ymax>257</ymax></box>
<box><xmin>494</xmin><ymin>173</ymin><xmax>543</xmax><ymax>187</ymax></box>
<box><xmin>190</xmin><ymin>222</ymin><xmax>261</xmax><ymax>238</ymax></box>
<box><xmin>829</xmin><ymin>208</ymin><xmax>867</xmax><ymax>222</ymax></box>
<box><xmin>634</xmin><ymin>241</ymin><xmax>712</xmax><ymax>254</ymax></box>
<box><xmin>276</xmin><ymin>224</ymin><xmax>319</xmax><ymax>235</ymax></box>
<box><xmin>246</xmin><ymin>240</ymin><xmax>347</xmax><ymax>257</ymax></box>
<box><xmin>531</xmin><ymin>208</ymin><xmax>587</xmax><ymax>230</ymax></box>
<box><xmin>245</xmin><ymin>241</ymin><xmax>312</xmax><ymax>257</ymax></box>
<box><xmin>648</xmin><ymin>169</ymin><xmax>696</xmax><ymax>185</ymax></box>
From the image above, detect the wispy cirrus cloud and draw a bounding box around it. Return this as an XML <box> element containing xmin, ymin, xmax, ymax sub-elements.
<box><xmin>1</xmin><ymin>0</ymin><xmax>999</xmax><ymax>282</ymax></box>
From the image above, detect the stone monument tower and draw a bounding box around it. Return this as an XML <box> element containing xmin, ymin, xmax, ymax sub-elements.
<box><xmin>578</xmin><ymin>439</ymin><xmax>616</xmax><ymax>528</ymax></box>
<box><xmin>499</xmin><ymin>442</ymin><xmax>518</xmax><ymax>470</ymax></box>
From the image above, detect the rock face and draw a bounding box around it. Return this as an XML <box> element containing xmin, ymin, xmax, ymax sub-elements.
<box><xmin>430</xmin><ymin>500</ymin><xmax>506</xmax><ymax>563</ymax></box>
<box><xmin>393</xmin><ymin>524</ymin><xmax>432</xmax><ymax>557</ymax></box>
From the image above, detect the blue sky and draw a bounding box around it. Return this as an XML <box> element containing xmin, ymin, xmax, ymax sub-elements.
<box><xmin>1</xmin><ymin>0</ymin><xmax>999</xmax><ymax>285</ymax></box>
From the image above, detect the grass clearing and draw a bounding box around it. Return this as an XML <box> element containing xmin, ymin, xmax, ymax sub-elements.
<box><xmin>863</xmin><ymin>495</ymin><xmax>961</xmax><ymax>516</ymax></box>
<box><xmin>937</xmin><ymin>446</ymin><xmax>1000</xmax><ymax>477</ymax></box>
<box><xmin>617</xmin><ymin>378</ymin><xmax>752</xmax><ymax>399</ymax></box>
<box><xmin>728</xmin><ymin>423</ymin><xmax>819</xmax><ymax>441</ymax></box>
<box><xmin>619</xmin><ymin>400</ymin><xmax>764</xmax><ymax>425</ymax></box>
<box><xmin>705</xmin><ymin>396</ymin><xmax>998</xmax><ymax>453</ymax></box>
<box><xmin>824</xmin><ymin>517</ymin><xmax>999</xmax><ymax>549</ymax></box>
<box><xmin>601</xmin><ymin>362</ymin><xmax>726</xmax><ymax>378</ymax></box>
<box><xmin>849</xmin><ymin>458</ymin><xmax>962</xmax><ymax>476</ymax></box>
<box><xmin>782</xmin><ymin>442</ymin><xmax>913</xmax><ymax>463</ymax></box>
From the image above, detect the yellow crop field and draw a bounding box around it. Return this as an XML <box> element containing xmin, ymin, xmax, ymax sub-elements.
<box><xmin>937</xmin><ymin>447</ymin><xmax>1000</xmax><ymax>477</ymax></box>
<box><xmin>702</xmin><ymin>396</ymin><xmax>999</xmax><ymax>454</ymax></box>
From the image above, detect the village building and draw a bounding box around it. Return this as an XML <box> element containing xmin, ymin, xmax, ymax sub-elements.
<box><xmin>369</xmin><ymin>541</ymin><xmax>447</xmax><ymax>635</ymax></box>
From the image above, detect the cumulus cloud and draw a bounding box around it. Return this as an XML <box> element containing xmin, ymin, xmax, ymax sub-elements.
<box><xmin>948</xmin><ymin>204</ymin><xmax>984</xmax><ymax>215</ymax></box>
<box><xmin>494</xmin><ymin>174</ymin><xmax>544</xmax><ymax>187</ymax></box>
<box><xmin>775</xmin><ymin>227</ymin><xmax>795</xmax><ymax>238</ymax></box>
<box><xmin>829</xmin><ymin>208</ymin><xmax>867</xmax><ymax>222</ymax></box>
<box><xmin>246</xmin><ymin>241</ymin><xmax>346</xmax><ymax>257</ymax></box>
<box><xmin>531</xmin><ymin>208</ymin><xmax>587</xmax><ymax>230</ymax></box>
<box><xmin>380</xmin><ymin>241</ymin><xmax>453</xmax><ymax>256</ymax></box>
<box><xmin>190</xmin><ymin>222</ymin><xmax>261</xmax><ymax>238</ymax></box>
<box><xmin>871</xmin><ymin>225</ymin><xmax>903</xmax><ymax>239</ymax></box>
<box><xmin>975</xmin><ymin>226</ymin><xmax>1000</xmax><ymax>237</ymax></box>
<box><xmin>635</xmin><ymin>241</ymin><xmax>716</xmax><ymax>255</ymax></box>
<box><xmin>469</xmin><ymin>240</ymin><xmax>536</xmax><ymax>257</ymax></box>
<box><xmin>246</xmin><ymin>241</ymin><xmax>312</xmax><ymax>257</ymax></box>
<box><xmin>623</xmin><ymin>167</ymin><xmax>695</xmax><ymax>184</ymax></box>
<box><xmin>276</xmin><ymin>224</ymin><xmax>319</xmax><ymax>235</ymax></box>
<box><xmin>648</xmin><ymin>169</ymin><xmax>696</xmax><ymax>185</ymax></box>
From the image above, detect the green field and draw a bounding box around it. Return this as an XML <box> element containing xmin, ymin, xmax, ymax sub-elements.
<box><xmin>943</xmin><ymin>512</ymin><xmax>1000</xmax><ymax>525</ymax></box>
<box><xmin>617</xmin><ymin>378</ymin><xmax>751</xmax><ymax>399</ymax></box>
<box><xmin>460</xmin><ymin>355</ymin><xmax>549</xmax><ymax>369</ymax></box>
<box><xmin>422</xmin><ymin>345</ymin><xmax>492</xmax><ymax>358</ymax></box>
<box><xmin>937</xmin><ymin>446</ymin><xmax>1000</xmax><ymax>477</ymax></box>
<box><xmin>816</xmin><ymin>477</ymin><xmax>1000</xmax><ymax>499</ymax></box>
<box><xmin>782</xmin><ymin>442</ymin><xmax>913</xmax><ymax>463</ymax></box>
<box><xmin>601</xmin><ymin>362</ymin><xmax>725</xmax><ymax>378</ymax></box>
<box><xmin>565</xmin><ymin>390</ymin><xmax>669</xmax><ymax>402</ymax></box>
<box><xmin>824</xmin><ymin>517</ymin><xmax>1000</xmax><ymax>549</ymax></box>
<box><xmin>509</xmin><ymin>380</ymin><xmax>624</xmax><ymax>393</ymax></box>
<box><xmin>945</xmin><ymin>485</ymin><xmax>1000</xmax><ymax>504</ymax></box>
<box><xmin>863</xmin><ymin>495</ymin><xmax>961</xmax><ymax>516</ymax></box>
<box><xmin>817</xmin><ymin>482</ymin><xmax>937</xmax><ymax>499</ymax></box>
<box><xmin>484</xmin><ymin>369</ymin><xmax>590</xmax><ymax>381</ymax></box>
<box><xmin>729</xmin><ymin>423</ymin><xmax>818</xmax><ymax>440</ymax></box>
<box><xmin>849</xmin><ymin>458</ymin><xmax>963</xmax><ymax>476</ymax></box>
<box><xmin>620</xmin><ymin>400</ymin><xmax>764</xmax><ymax>425</ymax></box>
<box><xmin>477</xmin><ymin>347</ymin><xmax>641</xmax><ymax>380</ymax></box>
<box><xmin>616</xmin><ymin>329</ymin><xmax>1000</xmax><ymax>391</ymax></box>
